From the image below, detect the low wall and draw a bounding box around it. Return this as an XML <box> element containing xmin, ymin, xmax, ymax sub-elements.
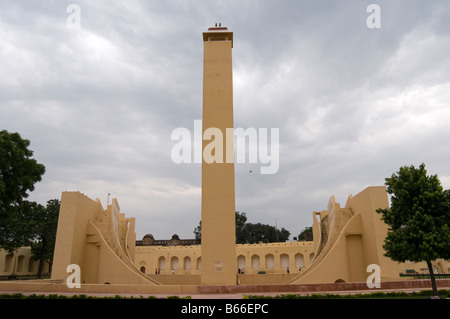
<box><xmin>0</xmin><ymin>279</ymin><xmax>449</xmax><ymax>296</ymax></box>
<box><xmin>146</xmin><ymin>274</ymin><xmax>201</xmax><ymax>285</ymax></box>
<box><xmin>143</xmin><ymin>274</ymin><xmax>298</xmax><ymax>285</ymax></box>
<box><xmin>238</xmin><ymin>274</ymin><xmax>298</xmax><ymax>285</ymax></box>
<box><xmin>197</xmin><ymin>278</ymin><xmax>450</xmax><ymax>294</ymax></box>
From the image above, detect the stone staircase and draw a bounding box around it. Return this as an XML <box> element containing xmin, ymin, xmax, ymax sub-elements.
<box><xmin>316</xmin><ymin>215</ymin><xmax>329</xmax><ymax>258</ymax></box>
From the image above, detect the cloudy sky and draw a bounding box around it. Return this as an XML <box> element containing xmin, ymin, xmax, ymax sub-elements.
<box><xmin>1</xmin><ymin>1</ymin><xmax>450</xmax><ymax>241</ymax></box>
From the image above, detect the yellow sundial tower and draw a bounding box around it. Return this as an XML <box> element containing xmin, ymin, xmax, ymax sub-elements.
<box><xmin>200</xmin><ymin>24</ymin><xmax>237</xmax><ymax>285</ymax></box>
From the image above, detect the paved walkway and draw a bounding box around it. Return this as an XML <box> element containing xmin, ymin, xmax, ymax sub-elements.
<box><xmin>1</xmin><ymin>278</ymin><xmax>449</xmax><ymax>300</ymax></box>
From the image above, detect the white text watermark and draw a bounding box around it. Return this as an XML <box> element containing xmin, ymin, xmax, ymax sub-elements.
<box><xmin>366</xmin><ymin>264</ymin><xmax>381</xmax><ymax>288</ymax></box>
<box><xmin>66</xmin><ymin>264</ymin><xmax>81</xmax><ymax>288</ymax></box>
<box><xmin>366</xmin><ymin>4</ymin><xmax>381</xmax><ymax>29</ymax></box>
<box><xmin>171</xmin><ymin>120</ymin><xmax>279</xmax><ymax>174</ymax></box>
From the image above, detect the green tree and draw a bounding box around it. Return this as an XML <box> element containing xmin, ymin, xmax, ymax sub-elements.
<box><xmin>235</xmin><ymin>211</ymin><xmax>249</xmax><ymax>244</ymax></box>
<box><xmin>0</xmin><ymin>199</ymin><xmax>60</xmax><ymax>276</ymax></box>
<box><xmin>30</xmin><ymin>199</ymin><xmax>60</xmax><ymax>278</ymax></box>
<box><xmin>376</xmin><ymin>163</ymin><xmax>450</xmax><ymax>296</ymax></box>
<box><xmin>0</xmin><ymin>130</ymin><xmax>46</xmax><ymax>253</ymax></box>
<box><xmin>242</xmin><ymin>222</ymin><xmax>290</xmax><ymax>244</ymax></box>
<box><xmin>194</xmin><ymin>211</ymin><xmax>290</xmax><ymax>244</ymax></box>
<box><xmin>297</xmin><ymin>226</ymin><xmax>313</xmax><ymax>241</ymax></box>
<box><xmin>193</xmin><ymin>221</ymin><xmax>201</xmax><ymax>243</ymax></box>
<box><xmin>0</xmin><ymin>130</ymin><xmax>46</xmax><ymax>217</ymax></box>
<box><xmin>194</xmin><ymin>211</ymin><xmax>248</xmax><ymax>244</ymax></box>
<box><xmin>0</xmin><ymin>201</ymin><xmax>39</xmax><ymax>253</ymax></box>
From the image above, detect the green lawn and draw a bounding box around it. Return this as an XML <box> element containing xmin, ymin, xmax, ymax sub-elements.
<box><xmin>245</xmin><ymin>290</ymin><xmax>450</xmax><ymax>299</ymax></box>
<box><xmin>0</xmin><ymin>289</ymin><xmax>448</xmax><ymax>299</ymax></box>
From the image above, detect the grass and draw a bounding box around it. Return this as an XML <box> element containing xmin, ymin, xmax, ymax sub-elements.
<box><xmin>0</xmin><ymin>293</ymin><xmax>192</xmax><ymax>299</ymax></box>
<box><xmin>244</xmin><ymin>289</ymin><xmax>450</xmax><ymax>299</ymax></box>
<box><xmin>0</xmin><ymin>290</ymin><xmax>447</xmax><ymax>299</ymax></box>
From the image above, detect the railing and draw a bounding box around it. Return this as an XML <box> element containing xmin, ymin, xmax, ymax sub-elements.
<box><xmin>399</xmin><ymin>273</ymin><xmax>450</xmax><ymax>279</ymax></box>
<box><xmin>0</xmin><ymin>274</ymin><xmax>51</xmax><ymax>281</ymax></box>
<box><xmin>136</xmin><ymin>239</ymin><xmax>199</xmax><ymax>246</ymax></box>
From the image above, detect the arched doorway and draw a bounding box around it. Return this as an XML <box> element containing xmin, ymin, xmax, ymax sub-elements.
<box><xmin>237</xmin><ymin>255</ymin><xmax>246</xmax><ymax>271</ymax></box>
<box><xmin>251</xmin><ymin>255</ymin><xmax>260</xmax><ymax>270</ymax></box>
<box><xmin>158</xmin><ymin>256</ymin><xmax>166</xmax><ymax>270</ymax></box>
<box><xmin>280</xmin><ymin>254</ymin><xmax>289</xmax><ymax>270</ymax></box>
<box><xmin>171</xmin><ymin>256</ymin><xmax>179</xmax><ymax>270</ymax></box>
<box><xmin>184</xmin><ymin>256</ymin><xmax>191</xmax><ymax>270</ymax></box>
<box><xmin>295</xmin><ymin>253</ymin><xmax>304</xmax><ymax>269</ymax></box>
<box><xmin>265</xmin><ymin>254</ymin><xmax>274</xmax><ymax>269</ymax></box>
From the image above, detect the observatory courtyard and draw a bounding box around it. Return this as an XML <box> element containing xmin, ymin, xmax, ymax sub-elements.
<box><xmin>1</xmin><ymin>26</ymin><xmax>449</xmax><ymax>296</ymax></box>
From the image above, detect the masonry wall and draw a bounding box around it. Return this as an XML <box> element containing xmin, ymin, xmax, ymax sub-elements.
<box><xmin>134</xmin><ymin>241</ymin><xmax>315</xmax><ymax>285</ymax></box>
<box><xmin>0</xmin><ymin>247</ymin><xmax>50</xmax><ymax>277</ymax></box>
<box><xmin>50</xmin><ymin>191</ymin><xmax>158</xmax><ymax>285</ymax></box>
<box><xmin>2</xmin><ymin>187</ymin><xmax>448</xmax><ymax>286</ymax></box>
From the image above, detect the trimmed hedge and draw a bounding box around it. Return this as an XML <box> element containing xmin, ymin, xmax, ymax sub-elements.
<box><xmin>0</xmin><ymin>290</ymin><xmax>448</xmax><ymax>299</ymax></box>
<box><xmin>0</xmin><ymin>293</ymin><xmax>165</xmax><ymax>299</ymax></box>
<box><xmin>245</xmin><ymin>289</ymin><xmax>450</xmax><ymax>299</ymax></box>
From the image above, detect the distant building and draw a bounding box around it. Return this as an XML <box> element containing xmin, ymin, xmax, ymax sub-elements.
<box><xmin>0</xmin><ymin>247</ymin><xmax>51</xmax><ymax>277</ymax></box>
<box><xmin>136</xmin><ymin>234</ymin><xmax>198</xmax><ymax>247</ymax></box>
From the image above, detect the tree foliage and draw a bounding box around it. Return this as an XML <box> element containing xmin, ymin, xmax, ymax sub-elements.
<box><xmin>376</xmin><ymin>163</ymin><xmax>450</xmax><ymax>296</ymax></box>
<box><xmin>241</xmin><ymin>222</ymin><xmax>290</xmax><ymax>244</ymax></box>
<box><xmin>29</xmin><ymin>199</ymin><xmax>60</xmax><ymax>277</ymax></box>
<box><xmin>0</xmin><ymin>130</ymin><xmax>59</xmax><ymax>276</ymax></box>
<box><xmin>0</xmin><ymin>201</ymin><xmax>39</xmax><ymax>253</ymax></box>
<box><xmin>194</xmin><ymin>211</ymin><xmax>290</xmax><ymax>244</ymax></box>
<box><xmin>0</xmin><ymin>130</ymin><xmax>47</xmax><ymax>252</ymax></box>
<box><xmin>0</xmin><ymin>130</ymin><xmax>45</xmax><ymax>217</ymax></box>
<box><xmin>0</xmin><ymin>199</ymin><xmax>60</xmax><ymax>275</ymax></box>
<box><xmin>297</xmin><ymin>226</ymin><xmax>313</xmax><ymax>241</ymax></box>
